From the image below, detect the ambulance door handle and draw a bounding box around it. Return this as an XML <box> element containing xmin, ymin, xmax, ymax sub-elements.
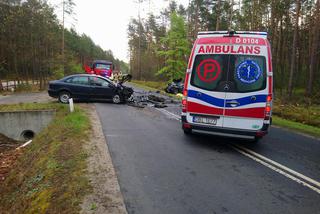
<box><xmin>226</xmin><ymin>100</ymin><xmax>240</xmax><ymax>107</ymax></box>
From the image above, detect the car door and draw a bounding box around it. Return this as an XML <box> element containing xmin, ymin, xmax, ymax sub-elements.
<box><xmin>67</xmin><ymin>76</ymin><xmax>91</xmax><ymax>99</ymax></box>
<box><xmin>89</xmin><ymin>77</ymin><xmax>115</xmax><ymax>99</ymax></box>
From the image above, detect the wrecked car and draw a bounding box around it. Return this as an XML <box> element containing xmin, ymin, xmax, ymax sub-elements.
<box><xmin>165</xmin><ymin>78</ymin><xmax>184</xmax><ymax>94</ymax></box>
<box><xmin>48</xmin><ymin>74</ymin><xmax>133</xmax><ymax>104</ymax></box>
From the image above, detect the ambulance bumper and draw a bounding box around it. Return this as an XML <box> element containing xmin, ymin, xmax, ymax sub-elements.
<box><xmin>181</xmin><ymin>116</ymin><xmax>269</xmax><ymax>139</ymax></box>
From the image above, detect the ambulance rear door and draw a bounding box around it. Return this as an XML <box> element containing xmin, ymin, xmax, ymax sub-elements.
<box><xmin>223</xmin><ymin>36</ymin><xmax>269</xmax><ymax>131</ymax></box>
<box><xmin>186</xmin><ymin>36</ymin><xmax>232</xmax><ymax>128</ymax></box>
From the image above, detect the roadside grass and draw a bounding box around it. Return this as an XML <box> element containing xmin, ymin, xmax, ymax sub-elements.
<box><xmin>0</xmin><ymin>102</ymin><xmax>56</xmax><ymax>111</ymax></box>
<box><xmin>0</xmin><ymin>103</ymin><xmax>92</xmax><ymax>213</ymax></box>
<box><xmin>132</xmin><ymin>80</ymin><xmax>320</xmax><ymax>138</ymax></box>
<box><xmin>131</xmin><ymin>80</ymin><xmax>167</xmax><ymax>91</ymax></box>
<box><xmin>273</xmin><ymin>99</ymin><xmax>320</xmax><ymax>127</ymax></box>
<box><xmin>272</xmin><ymin>116</ymin><xmax>320</xmax><ymax>138</ymax></box>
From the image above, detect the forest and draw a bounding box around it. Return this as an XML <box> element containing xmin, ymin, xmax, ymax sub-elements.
<box><xmin>0</xmin><ymin>0</ymin><xmax>128</xmax><ymax>89</ymax></box>
<box><xmin>128</xmin><ymin>0</ymin><xmax>320</xmax><ymax>100</ymax></box>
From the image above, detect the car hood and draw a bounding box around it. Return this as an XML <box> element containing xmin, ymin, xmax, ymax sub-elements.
<box><xmin>119</xmin><ymin>74</ymin><xmax>132</xmax><ymax>84</ymax></box>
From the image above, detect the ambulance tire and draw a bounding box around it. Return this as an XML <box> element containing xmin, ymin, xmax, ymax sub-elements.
<box><xmin>183</xmin><ymin>128</ymin><xmax>192</xmax><ymax>135</ymax></box>
<box><xmin>252</xmin><ymin>137</ymin><xmax>261</xmax><ymax>143</ymax></box>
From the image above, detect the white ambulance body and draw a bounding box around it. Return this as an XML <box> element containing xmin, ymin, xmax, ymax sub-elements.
<box><xmin>181</xmin><ymin>31</ymin><xmax>273</xmax><ymax>141</ymax></box>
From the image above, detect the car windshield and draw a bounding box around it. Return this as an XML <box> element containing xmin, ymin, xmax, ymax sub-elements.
<box><xmin>95</xmin><ymin>63</ymin><xmax>111</xmax><ymax>70</ymax></box>
<box><xmin>190</xmin><ymin>54</ymin><xmax>266</xmax><ymax>93</ymax></box>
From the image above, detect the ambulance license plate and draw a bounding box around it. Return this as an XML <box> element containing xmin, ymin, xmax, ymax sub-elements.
<box><xmin>193</xmin><ymin>116</ymin><xmax>217</xmax><ymax>125</ymax></box>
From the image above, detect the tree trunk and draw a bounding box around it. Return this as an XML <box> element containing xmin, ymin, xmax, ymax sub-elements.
<box><xmin>306</xmin><ymin>0</ymin><xmax>320</xmax><ymax>96</ymax></box>
<box><xmin>229</xmin><ymin>0</ymin><xmax>234</xmax><ymax>30</ymax></box>
<box><xmin>215</xmin><ymin>0</ymin><xmax>221</xmax><ymax>30</ymax></box>
<box><xmin>287</xmin><ymin>0</ymin><xmax>300</xmax><ymax>98</ymax></box>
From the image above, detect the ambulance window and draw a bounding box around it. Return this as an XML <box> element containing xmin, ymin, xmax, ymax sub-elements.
<box><xmin>230</xmin><ymin>55</ymin><xmax>266</xmax><ymax>92</ymax></box>
<box><xmin>190</xmin><ymin>55</ymin><xmax>227</xmax><ymax>91</ymax></box>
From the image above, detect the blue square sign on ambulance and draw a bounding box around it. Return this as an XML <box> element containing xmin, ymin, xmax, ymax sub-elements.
<box><xmin>181</xmin><ymin>31</ymin><xmax>273</xmax><ymax>142</ymax></box>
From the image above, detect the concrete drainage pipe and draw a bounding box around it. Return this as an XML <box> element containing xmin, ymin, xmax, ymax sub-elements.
<box><xmin>20</xmin><ymin>130</ymin><xmax>35</xmax><ymax>140</ymax></box>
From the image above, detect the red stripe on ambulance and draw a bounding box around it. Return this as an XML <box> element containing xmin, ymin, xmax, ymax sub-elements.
<box><xmin>187</xmin><ymin>101</ymin><xmax>223</xmax><ymax>115</ymax></box>
<box><xmin>188</xmin><ymin>39</ymin><xmax>198</xmax><ymax>69</ymax></box>
<box><xmin>225</xmin><ymin>107</ymin><xmax>265</xmax><ymax>119</ymax></box>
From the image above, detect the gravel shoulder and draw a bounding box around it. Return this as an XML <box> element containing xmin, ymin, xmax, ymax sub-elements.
<box><xmin>80</xmin><ymin>104</ymin><xmax>127</xmax><ymax>214</ymax></box>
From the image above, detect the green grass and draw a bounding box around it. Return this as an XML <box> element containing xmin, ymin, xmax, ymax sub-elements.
<box><xmin>0</xmin><ymin>103</ymin><xmax>92</xmax><ymax>214</ymax></box>
<box><xmin>0</xmin><ymin>102</ymin><xmax>57</xmax><ymax>111</ymax></box>
<box><xmin>273</xmin><ymin>99</ymin><xmax>320</xmax><ymax>127</ymax></box>
<box><xmin>131</xmin><ymin>80</ymin><xmax>167</xmax><ymax>91</ymax></box>
<box><xmin>273</xmin><ymin>116</ymin><xmax>320</xmax><ymax>138</ymax></box>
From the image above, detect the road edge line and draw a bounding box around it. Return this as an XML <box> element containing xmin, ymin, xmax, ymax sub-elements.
<box><xmin>233</xmin><ymin>144</ymin><xmax>320</xmax><ymax>189</ymax></box>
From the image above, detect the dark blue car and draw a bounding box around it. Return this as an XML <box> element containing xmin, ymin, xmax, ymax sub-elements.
<box><xmin>48</xmin><ymin>74</ymin><xmax>133</xmax><ymax>104</ymax></box>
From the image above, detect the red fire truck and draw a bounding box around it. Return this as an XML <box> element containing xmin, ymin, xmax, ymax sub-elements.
<box><xmin>84</xmin><ymin>60</ymin><xmax>114</xmax><ymax>78</ymax></box>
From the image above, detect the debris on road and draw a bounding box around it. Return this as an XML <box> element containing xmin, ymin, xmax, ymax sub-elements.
<box><xmin>127</xmin><ymin>91</ymin><xmax>177</xmax><ymax>109</ymax></box>
<box><xmin>165</xmin><ymin>78</ymin><xmax>184</xmax><ymax>94</ymax></box>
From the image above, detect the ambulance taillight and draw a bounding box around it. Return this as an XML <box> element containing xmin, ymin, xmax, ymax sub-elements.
<box><xmin>182</xmin><ymin>72</ymin><xmax>190</xmax><ymax>113</ymax></box>
<box><xmin>265</xmin><ymin>94</ymin><xmax>272</xmax><ymax>120</ymax></box>
<box><xmin>182</xmin><ymin>90</ymin><xmax>187</xmax><ymax>113</ymax></box>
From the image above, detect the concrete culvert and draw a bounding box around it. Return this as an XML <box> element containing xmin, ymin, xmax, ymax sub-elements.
<box><xmin>21</xmin><ymin>130</ymin><xmax>35</xmax><ymax>140</ymax></box>
<box><xmin>0</xmin><ymin>110</ymin><xmax>54</xmax><ymax>141</ymax></box>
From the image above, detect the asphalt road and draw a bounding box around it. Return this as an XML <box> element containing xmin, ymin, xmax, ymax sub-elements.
<box><xmin>96</xmin><ymin>90</ymin><xmax>320</xmax><ymax>214</ymax></box>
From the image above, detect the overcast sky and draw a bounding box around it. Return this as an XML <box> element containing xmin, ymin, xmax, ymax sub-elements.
<box><xmin>48</xmin><ymin>0</ymin><xmax>189</xmax><ymax>62</ymax></box>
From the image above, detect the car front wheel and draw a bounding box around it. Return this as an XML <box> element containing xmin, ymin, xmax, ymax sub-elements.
<box><xmin>58</xmin><ymin>91</ymin><xmax>71</xmax><ymax>104</ymax></box>
<box><xmin>112</xmin><ymin>94</ymin><xmax>121</xmax><ymax>104</ymax></box>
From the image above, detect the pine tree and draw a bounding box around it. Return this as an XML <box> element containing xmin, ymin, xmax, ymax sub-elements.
<box><xmin>157</xmin><ymin>12</ymin><xmax>189</xmax><ymax>80</ymax></box>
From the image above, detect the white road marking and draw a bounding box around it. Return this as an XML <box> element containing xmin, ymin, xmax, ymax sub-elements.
<box><xmin>155</xmin><ymin>108</ymin><xmax>181</xmax><ymax>121</ymax></box>
<box><xmin>155</xmin><ymin>109</ymin><xmax>320</xmax><ymax>194</ymax></box>
<box><xmin>231</xmin><ymin>145</ymin><xmax>320</xmax><ymax>194</ymax></box>
<box><xmin>232</xmin><ymin>144</ymin><xmax>320</xmax><ymax>190</ymax></box>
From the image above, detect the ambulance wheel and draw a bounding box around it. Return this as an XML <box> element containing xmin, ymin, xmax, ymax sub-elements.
<box><xmin>183</xmin><ymin>128</ymin><xmax>192</xmax><ymax>135</ymax></box>
<box><xmin>252</xmin><ymin>137</ymin><xmax>261</xmax><ymax>143</ymax></box>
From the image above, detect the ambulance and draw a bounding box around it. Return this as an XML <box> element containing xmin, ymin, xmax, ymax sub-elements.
<box><xmin>181</xmin><ymin>31</ymin><xmax>273</xmax><ymax>141</ymax></box>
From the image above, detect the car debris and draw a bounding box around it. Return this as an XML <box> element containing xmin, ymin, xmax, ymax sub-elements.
<box><xmin>165</xmin><ymin>78</ymin><xmax>184</xmax><ymax>94</ymax></box>
<box><xmin>127</xmin><ymin>92</ymin><xmax>176</xmax><ymax>108</ymax></box>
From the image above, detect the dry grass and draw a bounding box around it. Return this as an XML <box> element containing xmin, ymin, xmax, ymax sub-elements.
<box><xmin>0</xmin><ymin>103</ymin><xmax>91</xmax><ymax>214</ymax></box>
